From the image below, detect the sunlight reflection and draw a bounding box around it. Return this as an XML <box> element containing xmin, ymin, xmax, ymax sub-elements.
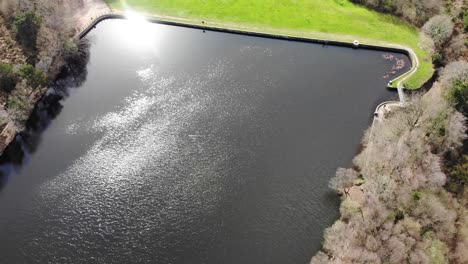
<box><xmin>120</xmin><ymin>11</ymin><xmax>162</xmax><ymax>53</ymax></box>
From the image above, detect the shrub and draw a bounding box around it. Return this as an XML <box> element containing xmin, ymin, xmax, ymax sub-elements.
<box><xmin>0</xmin><ymin>63</ymin><xmax>18</xmax><ymax>93</ymax></box>
<box><xmin>13</xmin><ymin>10</ymin><xmax>41</xmax><ymax>51</ymax></box>
<box><xmin>432</xmin><ymin>52</ymin><xmax>443</xmax><ymax>66</ymax></box>
<box><xmin>350</xmin><ymin>0</ymin><xmax>396</xmax><ymax>13</ymax></box>
<box><xmin>414</xmin><ymin>194</ymin><xmax>458</xmax><ymax>241</ymax></box>
<box><xmin>423</xmin><ymin>233</ymin><xmax>450</xmax><ymax>264</ymax></box>
<box><xmin>444</xmin><ymin>111</ymin><xmax>466</xmax><ymax>150</ymax></box>
<box><xmin>439</xmin><ymin>61</ymin><xmax>468</xmax><ymax>91</ymax></box>
<box><xmin>55</xmin><ymin>38</ymin><xmax>91</xmax><ymax>90</ymax></box>
<box><xmin>381</xmin><ymin>0</ymin><xmax>396</xmax><ymax>13</ymax></box>
<box><xmin>340</xmin><ymin>199</ymin><xmax>361</xmax><ymax>221</ymax></box>
<box><xmin>412</xmin><ymin>191</ymin><xmax>423</xmax><ymax>201</ymax></box>
<box><xmin>464</xmin><ymin>11</ymin><xmax>468</xmax><ymax>33</ymax></box>
<box><xmin>453</xmin><ymin>211</ymin><xmax>468</xmax><ymax>263</ymax></box>
<box><xmin>447</xmin><ymin>35</ymin><xmax>467</xmax><ymax>59</ymax></box>
<box><xmin>422</xmin><ymin>15</ymin><xmax>454</xmax><ymax>48</ymax></box>
<box><xmin>446</xmin><ymin>155</ymin><xmax>468</xmax><ymax>194</ymax></box>
<box><xmin>427</xmin><ymin>110</ymin><xmax>448</xmax><ymax>141</ymax></box>
<box><xmin>7</xmin><ymin>95</ymin><xmax>28</xmax><ymax>111</ymax></box>
<box><xmin>19</xmin><ymin>64</ymin><xmax>47</xmax><ymax>90</ymax></box>
<box><xmin>447</xmin><ymin>78</ymin><xmax>468</xmax><ymax>116</ymax></box>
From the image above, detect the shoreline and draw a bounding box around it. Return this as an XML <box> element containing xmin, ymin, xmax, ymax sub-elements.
<box><xmin>0</xmin><ymin>0</ymin><xmax>109</xmax><ymax>156</ymax></box>
<box><xmin>103</xmin><ymin>0</ymin><xmax>434</xmax><ymax>89</ymax></box>
<box><xmin>77</xmin><ymin>12</ymin><xmax>417</xmax><ymax>92</ymax></box>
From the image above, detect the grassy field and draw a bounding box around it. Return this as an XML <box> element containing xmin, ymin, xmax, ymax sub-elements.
<box><xmin>105</xmin><ymin>0</ymin><xmax>434</xmax><ymax>89</ymax></box>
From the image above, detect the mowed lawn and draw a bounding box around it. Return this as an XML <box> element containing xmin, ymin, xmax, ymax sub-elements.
<box><xmin>105</xmin><ymin>0</ymin><xmax>433</xmax><ymax>89</ymax></box>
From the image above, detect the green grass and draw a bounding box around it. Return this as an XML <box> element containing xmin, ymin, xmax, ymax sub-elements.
<box><xmin>105</xmin><ymin>0</ymin><xmax>434</xmax><ymax>89</ymax></box>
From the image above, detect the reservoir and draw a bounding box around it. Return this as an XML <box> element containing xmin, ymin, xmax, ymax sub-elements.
<box><xmin>0</xmin><ymin>19</ymin><xmax>409</xmax><ymax>263</ymax></box>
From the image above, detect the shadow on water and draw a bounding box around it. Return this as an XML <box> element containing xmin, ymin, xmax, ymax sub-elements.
<box><xmin>0</xmin><ymin>39</ymin><xmax>91</xmax><ymax>190</ymax></box>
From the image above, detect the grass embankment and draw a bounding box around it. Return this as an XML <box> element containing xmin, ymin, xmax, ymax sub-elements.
<box><xmin>105</xmin><ymin>0</ymin><xmax>434</xmax><ymax>89</ymax></box>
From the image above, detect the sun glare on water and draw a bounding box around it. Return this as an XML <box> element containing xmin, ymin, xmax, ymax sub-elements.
<box><xmin>121</xmin><ymin>11</ymin><xmax>162</xmax><ymax>52</ymax></box>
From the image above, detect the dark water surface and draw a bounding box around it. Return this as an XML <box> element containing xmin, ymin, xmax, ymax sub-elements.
<box><xmin>0</xmin><ymin>20</ymin><xmax>409</xmax><ymax>263</ymax></box>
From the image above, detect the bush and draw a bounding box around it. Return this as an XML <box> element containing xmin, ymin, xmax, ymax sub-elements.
<box><xmin>447</xmin><ymin>78</ymin><xmax>468</xmax><ymax>116</ymax></box>
<box><xmin>422</xmin><ymin>15</ymin><xmax>454</xmax><ymax>48</ymax></box>
<box><xmin>55</xmin><ymin>38</ymin><xmax>91</xmax><ymax>90</ymax></box>
<box><xmin>423</xmin><ymin>233</ymin><xmax>450</xmax><ymax>264</ymax></box>
<box><xmin>13</xmin><ymin>10</ymin><xmax>41</xmax><ymax>51</ymax></box>
<box><xmin>350</xmin><ymin>0</ymin><xmax>443</xmax><ymax>26</ymax></box>
<box><xmin>350</xmin><ymin>0</ymin><xmax>396</xmax><ymax>13</ymax></box>
<box><xmin>340</xmin><ymin>199</ymin><xmax>361</xmax><ymax>221</ymax></box>
<box><xmin>0</xmin><ymin>64</ymin><xmax>17</xmax><ymax>93</ymax></box>
<box><xmin>19</xmin><ymin>64</ymin><xmax>47</xmax><ymax>90</ymax></box>
<box><xmin>447</xmin><ymin>35</ymin><xmax>467</xmax><ymax>59</ymax></box>
<box><xmin>464</xmin><ymin>11</ymin><xmax>468</xmax><ymax>33</ymax></box>
<box><xmin>7</xmin><ymin>95</ymin><xmax>28</xmax><ymax>112</ymax></box>
<box><xmin>412</xmin><ymin>191</ymin><xmax>423</xmax><ymax>201</ymax></box>
<box><xmin>381</xmin><ymin>0</ymin><xmax>396</xmax><ymax>13</ymax></box>
<box><xmin>446</xmin><ymin>155</ymin><xmax>468</xmax><ymax>194</ymax></box>
<box><xmin>439</xmin><ymin>61</ymin><xmax>468</xmax><ymax>90</ymax></box>
<box><xmin>432</xmin><ymin>52</ymin><xmax>443</xmax><ymax>66</ymax></box>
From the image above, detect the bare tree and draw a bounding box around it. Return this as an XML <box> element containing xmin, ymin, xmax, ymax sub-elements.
<box><xmin>310</xmin><ymin>252</ymin><xmax>331</xmax><ymax>264</ymax></box>
<box><xmin>445</xmin><ymin>111</ymin><xmax>467</xmax><ymax>149</ymax></box>
<box><xmin>413</xmin><ymin>193</ymin><xmax>458</xmax><ymax>241</ymax></box>
<box><xmin>447</xmin><ymin>35</ymin><xmax>468</xmax><ymax>60</ymax></box>
<box><xmin>339</xmin><ymin>199</ymin><xmax>361</xmax><ymax>221</ymax></box>
<box><xmin>440</xmin><ymin>61</ymin><xmax>468</xmax><ymax>88</ymax></box>
<box><xmin>422</xmin><ymin>15</ymin><xmax>454</xmax><ymax>48</ymax></box>
<box><xmin>402</xmin><ymin>95</ymin><xmax>426</xmax><ymax>131</ymax></box>
<box><xmin>329</xmin><ymin>168</ymin><xmax>359</xmax><ymax>196</ymax></box>
<box><xmin>365</xmin><ymin>173</ymin><xmax>397</xmax><ymax>203</ymax></box>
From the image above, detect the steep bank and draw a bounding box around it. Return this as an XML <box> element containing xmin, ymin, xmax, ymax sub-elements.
<box><xmin>0</xmin><ymin>0</ymin><xmax>109</xmax><ymax>155</ymax></box>
<box><xmin>311</xmin><ymin>1</ymin><xmax>468</xmax><ymax>262</ymax></box>
<box><xmin>312</xmin><ymin>64</ymin><xmax>468</xmax><ymax>263</ymax></box>
<box><xmin>0</xmin><ymin>15</ymin><xmax>42</xmax><ymax>153</ymax></box>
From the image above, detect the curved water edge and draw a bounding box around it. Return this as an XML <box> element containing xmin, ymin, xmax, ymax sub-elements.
<box><xmin>76</xmin><ymin>12</ymin><xmax>413</xmax><ymax>144</ymax></box>
<box><xmin>77</xmin><ymin>12</ymin><xmax>415</xmax><ymax>93</ymax></box>
<box><xmin>0</xmin><ymin>20</ymin><xmax>410</xmax><ymax>263</ymax></box>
